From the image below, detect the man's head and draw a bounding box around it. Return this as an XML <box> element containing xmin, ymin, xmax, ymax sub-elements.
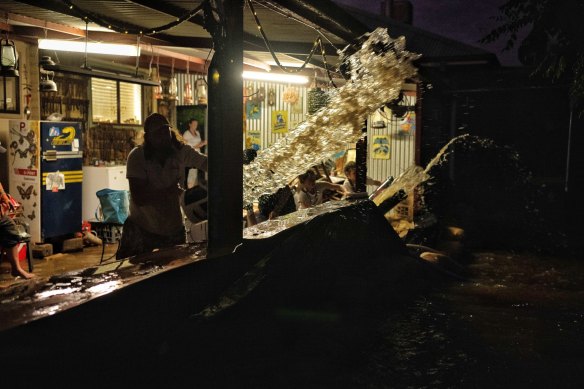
<box><xmin>298</xmin><ymin>170</ymin><xmax>317</xmax><ymax>191</ymax></box>
<box><xmin>143</xmin><ymin>113</ymin><xmax>180</xmax><ymax>163</ymax></box>
<box><xmin>344</xmin><ymin>161</ymin><xmax>357</xmax><ymax>182</ymax></box>
<box><xmin>144</xmin><ymin>113</ymin><xmax>170</xmax><ymax>133</ymax></box>
<box><xmin>158</xmin><ymin>101</ymin><xmax>170</xmax><ymax>117</ymax></box>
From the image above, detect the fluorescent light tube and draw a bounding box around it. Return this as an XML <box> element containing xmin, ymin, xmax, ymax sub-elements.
<box><xmin>242</xmin><ymin>71</ymin><xmax>309</xmax><ymax>84</ymax></box>
<box><xmin>39</xmin><ymin>39</ymin><xmax>140</xmax><ymax>57</ymax></box>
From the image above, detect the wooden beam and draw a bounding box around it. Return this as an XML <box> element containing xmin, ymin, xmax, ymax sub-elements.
<box><xmin>141</xmin><ymin>45</ymin><xmax>207</xmax><ymax>66</ymax></box>
<box><xmin>3</xmin><ymin>11</ymin><xmax>85</xmax><ymax>37</ymax></box>
<box><xmin>14</xmin><ymin>0</ymin><xmax>207</xmax><ymax>51</ymax></box>
<box><xmin>0</xmin><ymin>21</ymin><xmax>13</xmax><ymax>32</ymax></box>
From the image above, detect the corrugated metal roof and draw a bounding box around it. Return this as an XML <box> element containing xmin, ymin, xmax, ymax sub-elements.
<box><xmin>0</xmin><ymin>0</ymin><xmax>499</xmax><ymax>72</ymax></box>
<box><xmin>339</xmin><ymin>5</ymin><xmax>498</xmax><ymax>63</ymax></box>
<box><xmin>0</xmin><ymin>0</ymin><xmax>362</xmax><ymax>71</ymax></box>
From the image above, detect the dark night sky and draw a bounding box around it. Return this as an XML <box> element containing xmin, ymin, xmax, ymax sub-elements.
<box><xmin>333</xmin><ymin>0</ymin><xmax>525</xmax><ymax>66</ymax></box>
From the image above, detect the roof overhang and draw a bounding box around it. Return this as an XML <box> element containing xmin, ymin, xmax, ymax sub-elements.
<box><xmin>0</xmin><ymin>0</ymin><xmax>370</xmax><ymax>77</ymax></box>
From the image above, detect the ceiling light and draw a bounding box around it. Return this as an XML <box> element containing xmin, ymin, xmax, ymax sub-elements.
<box><xmin>39</xmin><ymin>39</ymin><xmax>140</xmax><ymax>57</ymax></box>
<box><xmin>242</xmin><ymin>71</ymin><xmax>309</xmax><ymax>84</ymax></box>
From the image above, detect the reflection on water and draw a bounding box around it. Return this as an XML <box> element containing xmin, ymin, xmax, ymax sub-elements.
<box><xmin>351</xmin><ymin>252</ymin><xmax>584</xmax><ymax>387</ymax></box>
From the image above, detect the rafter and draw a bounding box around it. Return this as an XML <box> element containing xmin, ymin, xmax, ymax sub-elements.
<box><xmin>7</xmin><ymin>0</ymin><xmax>351</xmax><ymax>72</ymax></box>
<box><xmin>14</xmin><ymin>0</ymin><xmax>201</xmax><ymax>49</ymax></box>
<box><xmin>268</xmin><ymin>0</ymin><xmax>368</xmax><ymax>42</ymax></box>
<box><xmin>4</xmin><ymin>10</ymin><xmax>85</xmax><ymax>37</ymax></box>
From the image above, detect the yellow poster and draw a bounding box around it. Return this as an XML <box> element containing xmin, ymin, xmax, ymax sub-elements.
<box><xmin>371</xmin><ymin>135</ymin><xmax>390</xmax><ymax>159</ymax></box>
<box><xmin>246</xmin><ymin>131</ymin><xmax>261</xmax><ymax>150</ymax></box>
<box><xmin>271</xmin><ymin>110</ymin><xmax>288</xmax><ymax>133</ymax></box>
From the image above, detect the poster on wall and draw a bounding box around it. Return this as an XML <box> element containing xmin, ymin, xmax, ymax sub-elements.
<box><xmin>8</xmin><ymin>120</ymin><xmax>41</xmax><ymax>241</ymax></box>
<box><xmin>246</xmin><ymin>130</ymin><xmax>262</xmax><ymax>151</ymax></box>
<box><xmin>271</xmin><ymin>110</ymin><xmax>288</xmax><ymax>133</ymax></box>
<box><xmin>371</xmin><ymin>135</ymin><xmax>390</xmax><ymax>159</ymax></box>
<box><xmin>399</xmin><ymin>111</ymin><xmax>415</xmax><ymax>135</ymax></box>
<box><xmin>246</xmin><ymin>100</ymin><xmax>261</xmax><ymax>119</ymax></box>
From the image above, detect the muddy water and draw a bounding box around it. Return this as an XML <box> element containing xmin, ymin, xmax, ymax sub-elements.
<box><xmin>352</xmin><ymin>251</ymin><xmax>584</xmax><ymax>388</ymax></box>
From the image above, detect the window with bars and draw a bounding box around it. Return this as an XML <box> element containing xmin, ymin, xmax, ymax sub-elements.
<box><xmin>91</xmin><ymin>78</ymin><xmax>141</xmax><ymax>124</ymax></box>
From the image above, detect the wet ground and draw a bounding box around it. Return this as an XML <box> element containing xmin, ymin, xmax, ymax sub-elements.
<box><xmin>1</xmin><ymin>216</ymin><xmax>583</xmax><ymax>387</ymax></box>
<box><xmin>350</xmin><ymin>251</ymin><xmax>584</xmax><ymax>388</ymax></box>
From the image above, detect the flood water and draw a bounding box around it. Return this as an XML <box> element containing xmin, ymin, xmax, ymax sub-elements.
<box><xmin>351</xmin><ymin>251</ymin><xmax>584</xmax><ymax>388</ymax></box>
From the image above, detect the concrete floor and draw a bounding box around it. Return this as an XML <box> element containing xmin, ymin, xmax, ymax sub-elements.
<box><xmin>0</xmin><ymin>242</ymin><xmax>119</xmax><ymax>289</ymax></box>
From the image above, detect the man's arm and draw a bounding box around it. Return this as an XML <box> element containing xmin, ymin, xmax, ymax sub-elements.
<box><xmin>366</xmin><ymin>176</ymin><xmax>382</xmax><ymax>186</ymax></box>
<box><xmin>194</xmin><ymin>139</ymin><xmax>207</xmax><ymax>149</ymax></box>
<box><xmin>317</xmin><ymin>181</ymin><xmax>348</xmax><ymax>195</ymax></box>
<box><xmin>342</xmin><ymin>179</ymin><xmax>354</xmax><ymax>193</ymax></box>
<box><xmin>183</xmin><ymin>145</ymin><xmax>208</xmax><ymax>172</ymax></box>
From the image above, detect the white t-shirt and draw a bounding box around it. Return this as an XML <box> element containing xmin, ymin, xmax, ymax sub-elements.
<box><xmin>294</xmin><ymin>183</ymin><xmax>329</xmax><ymax>209</ymax></box>
<box><xmin>126</xmin><ymin>145</ymin><xmax>207</xmax><ymax>236</ymax></box>
<box><xmin>343</xmin><ymin>179</ymin><xmax>355</xmax><ymax>193</ymax></box>
<box><xmin>183</xmin><ymin>130</ymin><xmax>202</xmax><ymax>150</ymax></box>
<box><xmin>182</xmin><ymin>130</ymin><xmax>203</xmax><ymax>188</ymax></box>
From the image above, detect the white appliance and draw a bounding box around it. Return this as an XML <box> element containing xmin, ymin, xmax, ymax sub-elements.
<box><xmin>82</xmin><ymin>165</ymin><xmax>129</xmax><ymax>221</ymax></box>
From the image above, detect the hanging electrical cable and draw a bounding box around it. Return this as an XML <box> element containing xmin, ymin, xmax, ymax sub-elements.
<box><xmin>82</xmin><ymin>18</ymin><xmax>90</xmax><ymax>69</ymax></box>
<box><xmin>245</xmin><ymin>0</ymin><xmax>319</xmax><ymax>74</ymax></box>
<box><xmin>318</xmin><ymin>38</ymin><xmax>338</xmax><ymax>88</ymax></box>
<box><xmin>245</xmin><ymin>0</ymin><xmax>344</xmax><ymax>86</ymax></box>
<box><xmin>184</xmin><ymin>58</ymin><xmax>193</xmax><ymax>104</ymax></box>
<box><xmin>134</xmin><ymin>35</ymin><xmax>141</xmax><ymax>77</ymax></box>
<box><xmin>155</xmin><ymin>54</ymin><xmax>162</xmax><ymax>99</ymax></box>
<box><xmin>169</xmin><ymin>57</ymin><xmax>178</xmax><ymax>100</ymax></box>
<box><xmin>256</xmin><ymin>0</ymin><xmax>342</xmax><ymax>52</ymax></box>
<box><xmin>147</xmin><ymin>43</ymin><xmax>155</xmax><ymax>80</ymax></box>
<box><xmin>61</xmin><ymin>0</ymin><xmax>204</xmax><ymax>36</ymax></box>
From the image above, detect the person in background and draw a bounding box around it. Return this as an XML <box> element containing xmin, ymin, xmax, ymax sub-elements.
<box><xmin>342</xmin><ymin>161</ymin><xmax>382</xmax><ymax>193</ymax></box>
<box><xmin>243</xmin><ymin>148</ymin><xmax>257</xmax><ymax>165</ymax></box>
<box><xmin>117</xmin><ymin>113</ymin><xmax>208</xmax><ymax>259</ymax></box>
<box><xmin>294</xmin><ymin>169</ymin><xmax>347</xmax><ymax>209</ymax></box>
<box><xmin>0</xmin><ymin>142</ymin><xmax>33</xmax><ymax>279</ymax></box>
<box><xmin>259</xmin><ymin>186</ymin><xmax>296</xmax><ymax>220</ymax></box>
<box><xmin>182</xmin><ymin>119</ymin><xmax>207</xmax><ymax>188</ymax></box>
<box><xmin>182</xmin><ymin>119</ymin><xmax>207</xmax><ymax>151</ymax></box>
<box><xmin>158</xmin><ymin>101</ymin><xmax>170</xmax><ymax>121</ymax></box>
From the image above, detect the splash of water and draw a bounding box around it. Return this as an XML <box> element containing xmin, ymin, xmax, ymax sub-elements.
<box><xmin>243</xmin><ymin>28</ymin><xmax>420</xmax><ymax>205</ymax></box>
<box><xmin>372</xmin><ymin>134</ymin><xmax>472</xmax><ymax>207</ymax></box>
<box><xmin>423</xmin><ymin>134</ymin><xmax>471</xmax><ymax>174</ymax></box>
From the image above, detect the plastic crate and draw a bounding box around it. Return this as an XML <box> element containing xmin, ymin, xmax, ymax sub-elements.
<box><xmin>92</xmin><ymin>222</ymin><xmax>123</xmax><ymax>244</ymax></box>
